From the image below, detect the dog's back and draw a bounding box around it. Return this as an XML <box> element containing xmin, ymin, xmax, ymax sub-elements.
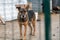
<box><xmin>28</xmin><ymin>10</ymin><xmax>35</xmax><ymax>21</ymax></box>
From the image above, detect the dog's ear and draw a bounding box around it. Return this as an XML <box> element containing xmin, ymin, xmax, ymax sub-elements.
<box><xmin>16</xmin><ymin>7</ymin><xmax>21</xmax><ymax>11</ymax></box>
<box><xmin>25</xmin><ymin>5</ymin><xmax>29</xmax><ymax>10</ymax></box>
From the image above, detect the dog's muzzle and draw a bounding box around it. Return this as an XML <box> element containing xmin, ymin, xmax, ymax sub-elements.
<box><xmin>21</xmin><ymin>14</ymin><xmax>26</xmax><ymax>18</ymax></box>
<box><xmin>19</xmin><ymin>14</ymin><xmax>27</xmax><ymax>22</ymax></box>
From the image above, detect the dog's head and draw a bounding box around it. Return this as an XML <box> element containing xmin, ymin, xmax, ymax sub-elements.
<box><xmin>17</xmin><ymin>7</ymin><xmax>28</xmax><ymax>21</ymax></box>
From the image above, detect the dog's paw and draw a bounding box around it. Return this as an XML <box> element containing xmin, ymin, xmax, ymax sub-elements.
<box><xmin>32</xmin><ymin>33</ymin><xmax>35</xmax><ymax>36</ymax></box>
<box><xmin>23</xmin><ymin>37</ymin><xmax>26</xmax><ymax>40</ymax></box>
<box><xmin>29</xmin><ymin>33</ymin><xmax>32</xmax><ymax>35</ymax></box>
<box><xmin>3</xmin><ymin>23</ymin><xmax>6</xmax><ymax>25</ymax></box>
<box><xmin>20</xmin><ymin>39</ymin><xmax>23</xmax><ymax>40</ymax></box>
<box><xmin>20</xmin><ymin>36</ymin><xmax>23</xmax><ymax>40</ymax></box>
<box><xmin>32</xmin><ymin>34</ymin><xmax>35</xmax><ymax>36</ymax></box>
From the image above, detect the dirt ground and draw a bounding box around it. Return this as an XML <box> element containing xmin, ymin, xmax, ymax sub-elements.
<box><xmin>0</xmin><ymin>14</ymin><xmax>60</xmax><ymax>40</ymax></box>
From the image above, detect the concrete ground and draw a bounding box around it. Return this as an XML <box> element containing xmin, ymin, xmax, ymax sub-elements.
<box><xmin>0</xmin><ymin>14</ymin><xmax>60</xmax><ymax>40</ymax></box>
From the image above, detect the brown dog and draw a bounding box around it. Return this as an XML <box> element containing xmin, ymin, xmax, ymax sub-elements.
<box><xmin>16</xmin><ymin>5</ymin><xmax>36</xmax><ymax>40</ymax></box>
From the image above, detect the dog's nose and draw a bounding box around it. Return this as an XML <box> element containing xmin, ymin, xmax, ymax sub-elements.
<box><xmin>23</xmin><ymin>15</ymin><xmax>26</xmax><ymax>18</ymax></box>
<box><xmin>21</xmin><ymin>15</ymin><xmax>24</xmax><ymax>18</ymax></box>
<box><xmin>23</xmin><ymin>15</ymin><xmax>24</xmax><ymax>17</ymax></box>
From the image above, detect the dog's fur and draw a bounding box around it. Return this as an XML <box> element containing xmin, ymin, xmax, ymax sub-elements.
<box><xmin>16</xmin><ymin>5</ymin><xmax>36</xmax><ymax>40</ymax></box>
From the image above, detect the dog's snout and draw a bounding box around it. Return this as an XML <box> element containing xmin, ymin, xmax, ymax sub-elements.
<box><xmin>22</xmin><ymin>15</ymin><xmax>24</xmax><ymax>18</ymax></box>
<box><xmin>23</xmin><ymin>15</ymin><xmax>24</xmax><ymax>17</ymax></box>
<box><xmin>21</xmin><ymin>14</ymin><xmax>25</xmax><ymax>18</ymax></box>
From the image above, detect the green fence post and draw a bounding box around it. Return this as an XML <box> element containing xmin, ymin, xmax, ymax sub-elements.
<box><xmin>43</xmin><ymin>0</ymin><xmax>51</xmax><ymax>40</ymax></box>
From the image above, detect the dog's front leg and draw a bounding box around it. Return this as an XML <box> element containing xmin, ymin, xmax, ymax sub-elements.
<box><xmin>32</xmin><ymin>21</ymin><xmax>36</xmax><ymax>36</ymax></box>
<box><xmin>28</xmin><ymin>22</ymin><xmax>32</xmax><ymax>35</ymax></box>
<box><xmin>19</xmin><ymin>24</ymin><xmax>22</xmax><ymax>40</ymax></box>
<box><xmin>23</xmin><ymin>24</ymin><xmax>27</xmax><ymax>40</ymax></box>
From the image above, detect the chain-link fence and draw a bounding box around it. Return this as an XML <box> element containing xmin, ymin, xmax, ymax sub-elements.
<box><xmin>0</xmin><ymin>0</ymin><xmax>42</xmax><ymax>40</ymax></box>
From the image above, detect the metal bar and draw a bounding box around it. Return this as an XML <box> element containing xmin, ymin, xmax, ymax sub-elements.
<box><xmin>38</xmin><ymin>0</ymin><xmax>41</xmax><ymax>40</ymax></box>
<box><xmin>4</xmin><ymin>2</ymin><xmax>6</xmax><ymax>40</ymax></box>
<box><xmin>43</xmin><ymin>0</ymin><xmax>51</xmax><ymax>40</ymax></box>
<box><xmin>59</xmin><ymin>14</ymin><xmax>60</xmax><ymax>40</ymax></box>
<box><xmin>12</xmin><ymin>1</ymin><xmax>14</xmax><ymax>40</ymax></box>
